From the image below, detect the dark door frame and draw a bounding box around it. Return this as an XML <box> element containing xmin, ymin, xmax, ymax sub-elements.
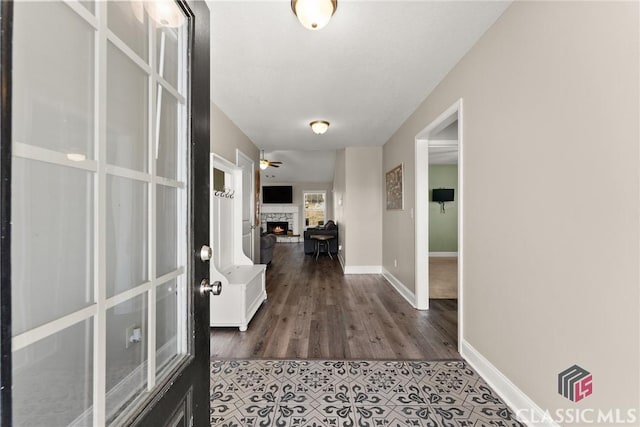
<box><xmin>0</xmin><ymin>1</ymin><xmax>14</xmax><ymax>425</ymax></box>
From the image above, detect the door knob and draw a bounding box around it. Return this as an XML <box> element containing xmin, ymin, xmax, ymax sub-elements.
<box><xmin>200</xmin><ymin>279</ymin><xmax>222</xmax><ymax>296</ymax></box>
<box><xmin>199</xmin><ymin>245</ymin><xmax>212</xmax><ymax>262</ymax></box>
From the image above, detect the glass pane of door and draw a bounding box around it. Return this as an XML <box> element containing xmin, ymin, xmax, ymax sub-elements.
<box><xmin>12</xmin><ymin>157</ymin><xmax>94</xmax><ymax>335</ymax></box>
<box><xmin>11</xmin><ymin>1</ymin><xmax>190</xmax><ymax>425</ymax></box>
<box><xmin>13</xmin><ymin>320</ymin><xmax>93</xmax><ymax>427</ymax></box>
<box><xmin>106</xmin><ymin>295</ymin><xmax>148</xmax><ymax>424</ymax></box>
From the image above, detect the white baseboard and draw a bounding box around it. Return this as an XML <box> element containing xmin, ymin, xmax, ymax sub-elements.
<box><xmin>337</xmin><ymin>253</ymin><xmax>345</xmax><ymax>272</ymax></box>
<box><xmin>70</xmin><ymin>338</ymin><xmax>179</xmax><ymax>426</ymax></box>
<box><xmin>460</xmin><ymin>340</ymin><xmax>559</xmax><ymax>427</ymax></box>
<box><xmin>343</xmin><ymin>265</ymin><xmax>382</xmax><ymax>274</ymax></box>
<box><xmin>381</xmin><ymin>268</ymin><xmax>417</xmax><ymax>308</ymax></box>
<box><xmin>429</xmin><ymin>251</ymin><xmax>458</xmax><ymax>257</ymax></box>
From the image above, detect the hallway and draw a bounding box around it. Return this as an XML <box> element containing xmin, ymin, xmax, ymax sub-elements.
<box><xmin>210</xmin><ymin>242</ymin><xmax>459</xmax><ymax>360</ymax></box>
<box><xmin>209</xmin><ymin>244</ymin><xmax>527</xmax><ymax>426</ymax></box>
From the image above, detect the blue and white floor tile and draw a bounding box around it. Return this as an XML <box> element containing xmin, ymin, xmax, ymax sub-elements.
<box><xmin>210</xmin><ymin>360</ymin><xmax>525</xmax><ymax>427</ymax></box>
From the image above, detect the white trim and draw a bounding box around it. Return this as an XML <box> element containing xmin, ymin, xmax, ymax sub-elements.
<box><xmin>11</xmin><ymin>305</ymin><xmax>97</xmax><ymax>352</ymax></box>
<box><xmin>414</xmin><ymin>98</ymin><xmax>464</xmax><ymax>345</ymax></box>
<box><xmin>457</xmin><ymin>101</ymin><xmax>465</xmax><ymax>347</ymax></box>
<box><xmin>156</xmin><ymin>176</ymin><xmax>184</xmax><ymax>189</ymax></box>
<box><xmin>107</xmin><ymin>29</ymin><xmax>153</xmax><ymax>76</ymax></box>
<box><xmin>429</xmin><ymin>252</ymin><xmax>458</xmax><ymax>257</ymax></box>
<box><xmin>64</xmin><ymin>0</ymin><xmax>99</xmax><ymax>30</ymax></box>
<box><xmin>70</xmin><ymin>338</ymin><xmax>183</xmax><ymax>427</ymax></box>
<box><xmin>94</xmin><ymin>3</ymin><xmax>108</xmax><ymax>424</ymax></box>
<box><xmin>343</xmin><ymin>265</ymin><xmax>382</xmax><ymax>274</ymax></box>
<box><xmin>105</xmin><ymin>164</ymin><xmax>152</xmax><ymax>183</ymax></box>
<box><xmin>13</xmin><ymin>142</ymin><xmax>98</xmax><ymax>172</ymax></box>
<box><xmin>414</xmin><ymin>133</ymin><xmax>429</xmax><ymax>310</ymax></box>
<box><xmin>461</xmin><ymin>340</ymin><xmax>558</xmax><ymax>427</ymax></box>
<box><xmin>381</xmin><ymin>268</ymin><xmax>417</xmax><ymax>308</ymax></box>
<box><xmin>157</xmin><ymin>75</ymin><xmax>184</xmax><ymax>105</ymax></box>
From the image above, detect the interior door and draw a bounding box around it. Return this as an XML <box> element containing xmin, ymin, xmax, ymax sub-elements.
<box><xmin>2</xmin><ymin>1</ymin><xmax>210</xmax><ymax>426</ymax></box>
<box><xmin>236</xmin><ymin>150</ymin><xmax>255</xmax><ymax>262</ymax></box>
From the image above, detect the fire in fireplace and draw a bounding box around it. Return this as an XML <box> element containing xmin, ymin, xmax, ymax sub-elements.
<box><xmin>267</xmin><ymin>221</ymin><xmax>289</xmax><ymax>235</ymax></box>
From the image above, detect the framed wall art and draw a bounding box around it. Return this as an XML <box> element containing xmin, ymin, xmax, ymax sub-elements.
<box><xmin>386</xmin><ymin>163</ymin><xmax>404</xmax><ymax>210</ymax></box>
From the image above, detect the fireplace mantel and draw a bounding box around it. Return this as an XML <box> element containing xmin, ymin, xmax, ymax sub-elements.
<box><xmin>261</xmin><ymin>205</ymin><xmax>300</xmax><ymax>235</ymax></box>
<box><xmin>261</xmin><ymin>205</ymin><xmax>299</xmax><ymax>214</ymax></box>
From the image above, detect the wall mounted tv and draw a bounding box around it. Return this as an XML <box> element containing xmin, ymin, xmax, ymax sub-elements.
<box><xmin>432</xmin><ymin>188</ymin><xmax>455</xmax><ymax>202</ymax></box>
<box><xmin>263</xmin><ymin>186</ymin><xmax>293</xmax><ymax>204</ymax></box>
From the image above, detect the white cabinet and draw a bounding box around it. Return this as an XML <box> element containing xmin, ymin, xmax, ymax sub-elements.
<box><xmin>209</xmin><ymin>265</ymin><xmax>266</xmax><ymax>331</ymax></box>
<box><xmin>209</xmin><ymin>154</ymin><xmax>266</xmax><ymax>331</ymax></box>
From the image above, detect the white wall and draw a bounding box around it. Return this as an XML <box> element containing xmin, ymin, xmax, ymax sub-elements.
<box><xmin>383</xmin><ymin>0</ymin><xmax>639</xmax><ymax>420</ymax></box>
<box><xmin>343</xmin><ymin>147</ymin><xmax>383</xmax><ymax>271</ymax></box>
<box><xmin>210</xmin><ymin>102</ymin><xmax>261</xmax><ymax>263</ymax></box>
<box><xmin>333</xmin><ymin>149</ymin><xmax>346</xmax><ymax>265</ymax></box>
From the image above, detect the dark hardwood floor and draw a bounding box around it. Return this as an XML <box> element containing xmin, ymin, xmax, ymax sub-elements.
<box><xmin>210</xmin><ymin>242</ymin><xmax>459</xmax><ymax>360</ymax></box>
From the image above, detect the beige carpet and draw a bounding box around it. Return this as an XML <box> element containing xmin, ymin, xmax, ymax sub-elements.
<box><xmin>429</xmin><ymin>257</ymin><xmax>458</xmax><ymax>299</ymax></box>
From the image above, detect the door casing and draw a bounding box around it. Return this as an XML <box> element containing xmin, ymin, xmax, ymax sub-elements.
<box><xmin>414</xmin><ymin>98</ymin><xmax>464</xmax><ymax>350</ymax></box>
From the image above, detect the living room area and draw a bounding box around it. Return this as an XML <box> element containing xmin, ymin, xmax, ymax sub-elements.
<box><xmin>259</xmin><ymin>180</ymin><xmax>340</xmax><ymax>265</ymax></box>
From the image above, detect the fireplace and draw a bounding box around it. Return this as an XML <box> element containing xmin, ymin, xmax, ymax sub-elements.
<box><xmin>267</xmin><ymin>221</ymin><xmax>289</xmax><ymax>235</ymax></box>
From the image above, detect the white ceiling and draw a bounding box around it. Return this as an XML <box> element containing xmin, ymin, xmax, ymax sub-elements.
<box><xmin>260</xmin><ymin>149</ymin><xmax>336</xmax><ymax>182</ymax></box>
<box><xmin>429</xmin><ymin>120</ymin><xmax>458</xmax><ymax>165</ymax></box>
<box><xmin>209</xmin><ymin>1</ymin><xmax>510</xmax><ymax>180</ymax></box>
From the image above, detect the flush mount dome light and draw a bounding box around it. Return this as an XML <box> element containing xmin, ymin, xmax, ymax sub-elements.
<box><xmin>310</xmin><ymin>120</ymin><xmax>330</xmax><ymax>135</ymax></box>
<box><xmin>291</xmin><ymin>0</ymin><xmax>337</xmax><ymax>31</ymax></box>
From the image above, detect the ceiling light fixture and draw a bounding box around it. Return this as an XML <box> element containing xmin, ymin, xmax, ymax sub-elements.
<box><xmin>310</xmin><ymin>120</ymin><xmax>330</xmax><ymax>135</ymax></box>
<box><xmin>291</xmin><ymin>0</ymin><xmax>337</xmax><ymax>31</ymax></box>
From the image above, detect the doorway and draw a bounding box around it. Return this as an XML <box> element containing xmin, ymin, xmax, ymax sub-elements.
<box><xmin>236</xmin><ymin>149</ymin><xmax>256</xmax><ymax>262</ymax></box>
<box><xmin>415</xmin><ymin>99</ymin><xmax>464</xmax><ymax>348</ymax></box>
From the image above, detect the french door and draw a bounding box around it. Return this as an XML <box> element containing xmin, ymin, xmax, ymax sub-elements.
<box><xmin>1</xmin><ymin>0</ymin><xmax>211</xmax><ymax>425</ymax></box>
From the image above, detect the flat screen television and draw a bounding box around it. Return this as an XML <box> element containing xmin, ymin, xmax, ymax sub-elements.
<box><xmin>263</xmin><ymin>186</ymin><xmax>293</xmax><ymax>204</ymax></box>
<box><xmin>432</xmin><ymin>188</ymin><xmax>454</xmax><ymax>202</ymax></box>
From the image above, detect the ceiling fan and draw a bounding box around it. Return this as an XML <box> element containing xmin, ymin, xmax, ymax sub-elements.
<box><xmin>260</xmin><ymin>150</ymin><xmax>282</xmax><ymax>170</ymax></box>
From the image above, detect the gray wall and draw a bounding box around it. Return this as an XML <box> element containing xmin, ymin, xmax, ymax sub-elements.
<box><xmin>383</xmin><ymin>0</ymin><xmax>639</xmax><ymax>415</ymax></box>
<box><xmin>211</xmin><ymin>102</ymin><xmax>261</xmax><ymax>263</ymax></box>
<box><xmin>332</xmin><ymin>147</ymin><xmax>383</xmax><ymax>270</ymax></box>
<box><xmin>333</xmin><ymin>149</ymin><xmax>347</xmax><ymax>264</ymax></box>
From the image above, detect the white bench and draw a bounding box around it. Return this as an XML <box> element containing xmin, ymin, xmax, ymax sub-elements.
<box><xmin>209</xmin><ymin>264</ymin><xmax>266</xmax><ymax>331</ymax></box>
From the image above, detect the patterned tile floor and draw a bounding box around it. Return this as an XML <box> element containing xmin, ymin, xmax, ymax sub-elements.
<box><xmin>210</xmin><ymin>360</ymin><xmax>525</xmax><ymax>427</ymax></box>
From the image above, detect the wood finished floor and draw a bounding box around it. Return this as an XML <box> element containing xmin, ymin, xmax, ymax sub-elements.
<box><xmin>210</xmin><ymin>242</ymin><xmax>459</xmax><ymax>360</ymax></box>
